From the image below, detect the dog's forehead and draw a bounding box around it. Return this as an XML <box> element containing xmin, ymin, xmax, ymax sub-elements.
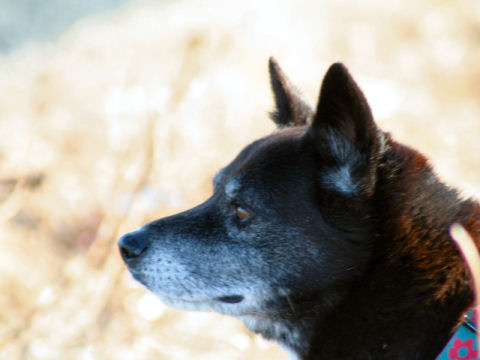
<box><xmin>215</xmin><ymin>127</ymin><xmax>306</xmax><ymax>182</ymax></box>
<box><xmin>214</xmin><ymin>127</ymin><xmax>309</xmax><ymax>200</ymax></box>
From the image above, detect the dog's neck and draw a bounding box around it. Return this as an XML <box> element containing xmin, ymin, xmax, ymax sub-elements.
<box><xmin>248</xmin><ymin>139</ymin><xmax>480</xmax><ymax>360</ymax></box>
<box><xmin>305</xmin><ymin>140</ymin><xmax>479</xmax><ymax>359</ymax></box>
<box><xmin>372</xmin><ymin>140</ymin><xmax>479</xmax><ymax>309</ymax></box>
<box><xmin>239</xmin><ymin>313</ymin><xmax>313</xmax><ymax>359</ymax></box>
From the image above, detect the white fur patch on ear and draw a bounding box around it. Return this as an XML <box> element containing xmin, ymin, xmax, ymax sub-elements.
<box><xmin>319</xmin><ymin>130</ymin><xmax>361</xmax><ymax>195</ymax></box>
<box><xmin>322</xmin><ymin>164</ymin><xmax>358</xmax><ymax>195</ymax></box>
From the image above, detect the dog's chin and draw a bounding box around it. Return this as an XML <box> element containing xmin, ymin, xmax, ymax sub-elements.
<box><xmin>128</xmin><ymin>269</ymin><xmax>263</xmax><ymax>316</ymax></box>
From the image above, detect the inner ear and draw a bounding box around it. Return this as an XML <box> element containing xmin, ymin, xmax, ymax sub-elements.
<box><xmin>268</xmin><ymin>57</ymin><xmax>314</xmax><ymax>128</ymax></box>
<box><xmin>313</xmin><ymin>63</ymin><xmax>377</xmax><ymax>150</ymax></box>
<box><xmin>310</xmin><ymin>63</ymin><xmax>382</xmax><ymax>196</ymax></box>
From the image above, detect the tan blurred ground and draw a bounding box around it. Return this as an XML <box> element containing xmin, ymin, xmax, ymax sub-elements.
<box><xmin>0</xmin><ymin>0</ymin><xmax>479</xmax><ymax>359</ymax></box>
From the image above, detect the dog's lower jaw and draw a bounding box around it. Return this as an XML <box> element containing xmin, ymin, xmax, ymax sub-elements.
<box><xmin>154</xmin><ymin>288</ymin><xmax>311</xmax><ymax>358</ymax></box>
<box><xmin>238</xmin><ymin>314</ymin><xmax>312</xmax><ymax>360</ymax></box>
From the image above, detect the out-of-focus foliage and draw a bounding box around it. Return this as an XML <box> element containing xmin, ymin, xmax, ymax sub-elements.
<box><xmin>0</xmin><ymin>0</ymin><xmax>479</xmax><ymax>359</ymax></box>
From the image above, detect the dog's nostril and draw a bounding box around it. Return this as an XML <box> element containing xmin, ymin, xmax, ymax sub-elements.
<box><xmin>118</xmin><ymin>233</ymin><xmax>148</xmax><ymax>263</ymax></box>
<box><xmin>120</xmin><ymin>246</ymin><xmax>139</xmax><ymax>261</ymax></box>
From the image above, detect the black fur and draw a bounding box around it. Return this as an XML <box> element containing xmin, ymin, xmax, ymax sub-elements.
<box><xmin>119</xmin><ymin>59</ymin><xmax>480</xmax><ymax>359</ymax></box>
<box><xmin>269</xmin><ymin>57</ymin><xmax>314</xmax><ymax>127</ymax></box>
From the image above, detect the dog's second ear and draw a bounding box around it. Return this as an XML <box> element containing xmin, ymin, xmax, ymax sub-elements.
<box><xmin>310</xmin><ymin>63</ymin><xmax>382</xmax><ymax>196</ymax></box>
<box><xmin>268</xmin><ymin>57</ymin><xmax>314</xmax><ymax>128</ymax></box>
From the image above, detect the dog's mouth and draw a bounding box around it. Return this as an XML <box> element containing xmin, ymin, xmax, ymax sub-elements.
<box><xmin>128</xmin><ymin>271</ymin><xmax>246</xmax><ymax>306</ymax></box>
<box><xmin>215</xmin><ymin>295</ymin><xmax>244</xmax><ymax>304</ymax></box>
<box><xmin>158</xmin><ymin>292</ymin><xmax>244</xmax><ymax>306</ymax></box>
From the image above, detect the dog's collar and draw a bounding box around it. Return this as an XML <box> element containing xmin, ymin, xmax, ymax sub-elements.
<box><xmin>436</xmin><ymin>307</ymin><xmax>478</xmax><ymax>360</ymax></box>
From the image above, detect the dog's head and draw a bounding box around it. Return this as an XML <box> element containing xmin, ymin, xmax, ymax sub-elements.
<box><xmin>118</xmin><ymin>58</ymin><xmax>384</xmax><ymax>323</ymax></box>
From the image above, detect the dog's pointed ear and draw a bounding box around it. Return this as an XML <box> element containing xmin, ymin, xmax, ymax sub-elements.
<box><xmin>310</xmin><ymin>63</ymin><xmax>382</xmax><ymax>196</ymax></box>
<box><xmin>268</xmin><ymin>57</ymin><xmax>314</xmax><ymax>128</ymax></box>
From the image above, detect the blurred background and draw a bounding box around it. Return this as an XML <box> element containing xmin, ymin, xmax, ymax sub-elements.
<box><xmin>0</xmin><ymin>0</ymin><xmax>479</xmax><ymax>359</ymax></box>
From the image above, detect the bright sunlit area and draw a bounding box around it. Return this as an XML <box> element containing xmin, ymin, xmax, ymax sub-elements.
<box><xmin>0</xmin><ymin>0</ymin><xmax>479</xmax><ymax>359</ymax></box>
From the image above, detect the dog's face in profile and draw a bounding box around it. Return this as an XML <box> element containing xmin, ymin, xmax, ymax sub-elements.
<box><xmin>119</xmin><ymin>59</ymin><xmax>379</xmax><ymax>353</ymax></box>
<box><xmin>119</xmin><ymin>59</ymin><xmax>478</xmax><ymax>359</ymax></box>
<box><xmin>120</xmin><ymin>126</ymin><xmax>369</xmax><ymax>315</ymax></box>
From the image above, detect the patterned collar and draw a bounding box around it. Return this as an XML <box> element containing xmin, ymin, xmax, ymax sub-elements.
<box><xmin>436</xmin><ymin>307</ymin><xmax>478</xmax><ymax>360</ymax></box>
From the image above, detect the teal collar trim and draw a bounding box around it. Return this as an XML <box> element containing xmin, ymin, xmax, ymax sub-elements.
<box><xmin>436</xmin><ymin>308</ymin><xmax>478</xmax><ymax>360</ymax></box>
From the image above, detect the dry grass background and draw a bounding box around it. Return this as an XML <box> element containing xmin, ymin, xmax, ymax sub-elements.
<box><xmin>0</xmin><ymin>0</ymin><xmax>479</xmax><ymax>359</ymax></box>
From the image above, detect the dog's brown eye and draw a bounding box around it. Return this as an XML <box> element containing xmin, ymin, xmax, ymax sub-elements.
<box><xmin>235</xmin><ymin>206</ymin><xmax>251</xmax><ymax>220</ymax></box>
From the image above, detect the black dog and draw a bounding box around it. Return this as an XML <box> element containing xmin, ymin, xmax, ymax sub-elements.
<box><xmin>119</xmin><ymin>58</ymin><xmax>480</xmax><ymax>359</ymax></box>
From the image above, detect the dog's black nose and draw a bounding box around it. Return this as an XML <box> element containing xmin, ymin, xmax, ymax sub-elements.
<box><xmin>118</xmin><ymin>232</ymin><xmax>149</xmax><ymax>263</ymax></box>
